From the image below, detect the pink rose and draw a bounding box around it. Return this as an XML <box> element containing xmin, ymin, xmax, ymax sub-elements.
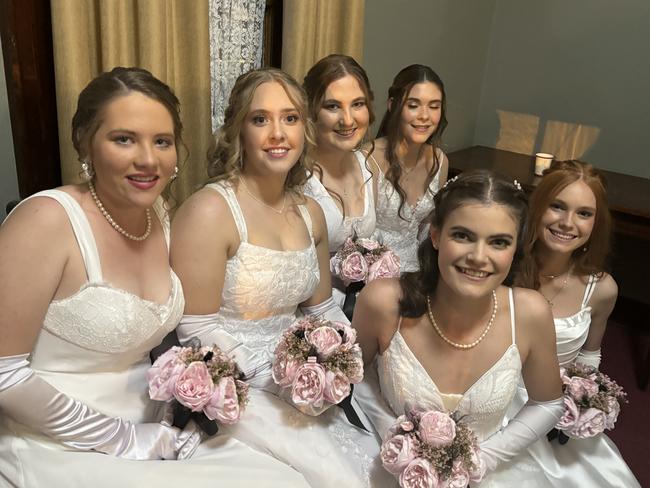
<box><xmin>291</xmin><ymin>362</ymin><xmax>326</xmax><ymax>407</ymax></box>
<box><xmin>337</xmin><ymin>322</ymin><xmax>357</xmax><ymax>349</ymax></box>
<box><xmin>468</xmin><ymin>447</ymin><xmax>487</xmax><ymax>482</ymax></box>
<box><xmin>380</xmin><ymin>434</ymin><xmax>418</xmax><ymax>475</ymax></box>
<box><xmin>400</xmin><ymin>420</ymin><xmax>415</xmax><ymax>432</ymax></box>
<box><xmin>366</xmin><ymin>251</ymin><xmax>401</xmax><ymax>283</ymax></box>
<box><xmin>204</xmin><ymin>376</ymin><xmax>241</xmax><ymax>424</ymax></box>
<box><xmin>323</xmin><ymin>370</ymin><xmax>351</xmax><ymax>404</ymax></box>
<box><xmin>418</xmin><ymin>411</ymin><xmax>456</xmax><ymax>447</ymax></box>
<box><xmin>388</xmin><ymin>415</ymin><xmax>409</xmax><ymax>438</ymax></box>
<box><xmin>399</xmin><ymin>458</ymin><xmax>438</xmax><ymax>488</ymax></box>
<box><xmin>570</xmin><ymin>407</ymin><xmax>607</xmax><ymax>438</ymax></box>
<box><xmin>272</xmin><ymin>353</ymin><xmax>302</xmax><ymax>387</ymax></box>
<box><xmin>174</xmin><ymin>361</ymin><xmax>214</xmax><ymax>411</ymax></box>
<box><xmin>340</xmin><ymin>251</ymin><xmax>368</xmax><ymax>283</ymax></box>
<box><xmin>556</xmin><ymin>395</ymin><xmax>580</xmax><ymax>431</ymax></box>
<box><xmin>307</xmin><ymin>326</ymin><xmax>342</xmax><ymax>358</ymax></box>
<box><xmin>357</xmin><ymin>238</ymin><xmax>381</xmax><ymax>251</ymax></box>
<box><xmin>604</xmin><ymin>396</ymin><xmax>620</xmax><ymax>430</ymax></box>
<box><xmin>147</xmin><ymin>347</ymin><xmax>186</xmax><ymax>402</ymax></box>
<box><xmin>566</xmin><ymin>376</ymin><xmax>599</xmax><ymax>400</ymax></box>
<box><xmin>447</xmin><ymin>459</ymin><xmax>470</xmax><ymax>488</ymax></box>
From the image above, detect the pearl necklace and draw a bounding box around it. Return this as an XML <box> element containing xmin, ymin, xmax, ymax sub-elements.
<box><xmin>239</xmin><ymin>177</ymin><xmax>286</xmax><ymax>214</ymax></box>
<box><xmin>88</xmin><ymin>181</ymin><xmax>151</xmax><ymax>241</ymax></box>
<box><xmin>426</xmin><ymin>290</ymin><xmax>498</xmax><ymax>350</ymax></box>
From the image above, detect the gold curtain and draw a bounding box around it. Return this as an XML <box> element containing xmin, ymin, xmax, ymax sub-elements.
<box><xmin>51</xmin><ymin>0</ymin><xmax>211</xmax><ymax>203</ymax></box>
<box><xmin>281</xmin><ymin>0</ymin><xmax>365</xmax><ymax>82</ymax></box>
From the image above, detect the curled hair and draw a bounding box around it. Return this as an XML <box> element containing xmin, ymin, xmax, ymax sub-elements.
<box><xmin>376</xmin><ymin>64</ymin><xmax>448</xmax><ymax>220</ymax></box>
<box><xmin>399</xmin><ymin>170</ymin><xmax>528</xmax><ymax>317</ymax></box>
<box><xmin>72</xmin><ymin>67</ymin><xmax>183</xmax><ymax>162</ymax></box>
<box><xmin>207</xmin><ymin>68</ymin><xmax>315</xmax><ymax>194</ymax></box>
<box><xmin>516</xmin><ymin>160</ymin><xmax>611</xmax><ymax>290</ymax></box>
<box><xmin>303</xmin><ymin>54</ymin><xmax>375</xmax><ymax>214</ymax></box>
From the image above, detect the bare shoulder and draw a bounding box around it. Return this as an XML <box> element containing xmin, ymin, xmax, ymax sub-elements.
<box><xmin>511</xmin><ymin>286</ymin><xmax>554</xmax><ymax>337</ymax></box>
<box><xmin>302</xmin><ymin>194</ymin><xmax>327</xmax><ymax>236</ymax></box>
<box><xmin>1</xmin><ymin>192</ymin><xmax>73</xmax><ymax>242</ymax></box>
<box><xmin>590</xmin><ymin>272</ymin><xmax>618</xmax><ymax>314</ymax></box>
<box><xmin>356</xmin><ymin>277</ymin><xmax>402</xmax><ymax>320</ymax></box>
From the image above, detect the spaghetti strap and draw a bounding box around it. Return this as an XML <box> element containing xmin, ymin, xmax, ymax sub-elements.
<box><xmin>9</xmin><ymin>190</ymin><xmax>103</xmax><ymax>283</ymax></box>
<box><xmin>581</xmin><ymin>274</ymin><xmax>598</xmax><ymax>308</ymax></box>
<box><xmin>508</xmin><ymin>288</ymin><xmax>516</xmax><ymax>344</ymax></box>
<box><xmin>205</xmin><ymin>182</ymin><xmax>248</xmax><ymax>242</ymax></box>
<box><xmin>296</xmin><ymin>205</ymin><xmax>314</xmax><ymax>239</ymax></box>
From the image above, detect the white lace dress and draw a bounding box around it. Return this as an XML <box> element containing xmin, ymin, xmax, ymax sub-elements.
<box><xmin>176</xmin><ymin>181</ymin><xmax>393</xmax><ymax>488</ymax></box>
<box><xmin>375</xmin><ymin>289</ymin><xmax>555</xmax><ymax>487</ymax></box>
<box><xmin>303</xmin><ymin>151</ymin><xmax>376</xmax><ymax>306</ymax></box>
<box><xmin>0</xmin><ymin>190</ymin><xmax>308</xmax><ymax>488</ymax></box>
<box><xmin>507</xmin><ymin>276</ymin><xmax>640</xmax><ymax>487</ymax></box>
<box><xmin>370</xmin><ymin>148</ymin><xmax>444</xmax><ymax>273</ymax></box>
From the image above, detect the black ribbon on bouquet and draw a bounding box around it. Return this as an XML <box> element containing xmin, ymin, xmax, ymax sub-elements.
<box><xmin>342</xmin><ymin>281</ymin><xmax>365</xmax><ymax>321</ymax></box>
<box><xmin>546</xmin><ymin>427</ymin><xmax>570</xmax><ymax>445</ymax></box>
<box><xmin>336</xmin><ymin>385</ymin><xmax>369</xmax><ymax>432</ymax></box>
<box><xmin>172</xmin><ymin>401</ymin><xmax>220</xmax><ymax>436</ymax></box>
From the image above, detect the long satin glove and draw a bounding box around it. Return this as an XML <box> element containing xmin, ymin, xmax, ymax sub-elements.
<box><xmin>351</xmin><ymin>360</ymin><xmax>398</xmax><ymax>440</ymax></box>
<box><xmin>177</xmin><ymin>314</ymin><xmax>274</xmax><ymax>390</ymax></box>
<box><xmin>300</xmin><ymin>296</ymin><xmax>350</xmax><ymax>324</ymax></box>
<box><xmin>575</xmin><ymin>348</ymin><xmax>602</xmax><ymax>369</ymax></box>
<box><xmin>480</xmin><ymin>397</ymin><xmax>564</xmax><ymax>472</ymax></box>
<box><xmin>0</xmin><ymin>354</ymin><xmax>198</xmax><ymax>460</ymax></box>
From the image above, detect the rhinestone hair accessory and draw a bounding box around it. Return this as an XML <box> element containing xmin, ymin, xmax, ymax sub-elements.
<box><xmin>513</xmin><ymin>179</ymin><xmax>523</xmax><ymax>191</ymax></box>
<box><xmin>441</xmin><ymin>174</ymin><xmax>459</xmax><ymax>190</ymax></box>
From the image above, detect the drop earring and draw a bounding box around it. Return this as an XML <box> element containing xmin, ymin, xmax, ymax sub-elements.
<box><xmin>171</xmin><ymin>165</ymin><xmax>179</xmax><ymax>180</ymax></box>
<box><xmin>81</xmin><ymin>159</ymin><xmax>94</xmax><ymax>180</ymax></box>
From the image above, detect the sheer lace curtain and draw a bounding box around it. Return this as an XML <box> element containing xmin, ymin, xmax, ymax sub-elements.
<box><xmin>209</xmin><ymin>0</ymin><xmax>266</xmax><ymax>131</ymax></box>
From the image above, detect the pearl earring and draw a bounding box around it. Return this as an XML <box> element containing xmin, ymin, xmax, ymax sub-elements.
<box><xmin>81</xmin><ymin>159</ymin><xmax>94</xmax><ymax>180</ymax></box>
<box><xmin>171</xmin><ymin>166</ymin><xmax>179</xmax><ymax>180</ymax></box>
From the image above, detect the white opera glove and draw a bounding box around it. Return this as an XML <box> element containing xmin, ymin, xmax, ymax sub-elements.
<box><xmin>480</xmin><ymin>396</ymin><xmax>564</xmax><ymax>472</ymax></box>
<box><xmin>575</xmin><ymin>348</ymin><xmax>602</xmax><ymax>369</ymax></box>
<box><xmin>352</xmin><ymin>359</ymin><xmax>398</xmax><ymax>441</ymax></box>
<box><xmin>0</xmin><ymin>354</ymin><xmax>196</xmax><ymax>460</ymax></box>
<box><xmin>177</xmin><ymin>314</ymin><xmax>273</xmax><ymax>390</ymax></box>
<box><xmin>300</xmin><ymin>296</ymin><xmax>349</xmax><ymax>324</ymax></box>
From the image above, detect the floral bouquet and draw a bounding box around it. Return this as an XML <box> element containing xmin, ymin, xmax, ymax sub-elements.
<box><xmin>381</xmin><ymin>405</ymin><xmax>486</xmax><ymax>488</ymax></box>
<box><xmin>271</xmin><ymin>315</ymin><xmax>364</xmax><ymax>416</ymax></box>
<box><xmin>554</xmin><ymin>362</ymin><xmax>627</xmax><ymax>440</ymax></box>
<box><xmin>330</xmin><ymin>237</ymin><xmax>400</xmax><ymax>286</ymax></box>
<box><xmin>147</xmin><ymin>344</ymin><xmax>249</xmax><ymax>435</ymax></box>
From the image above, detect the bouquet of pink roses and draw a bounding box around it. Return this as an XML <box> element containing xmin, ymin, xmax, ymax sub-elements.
<box><xmin>271</xmin><ymin>315</ymin><xmax>364</xmax><ymax>415</ymax></box>
<box><xmin>554</xmin><ymin>362</ymin><xmax>627</xmax><ymax>439</ymax></box>
<box><xmin>381</xmin><ymin>405</ymin><xmax>486</xmax><ymax>488</ymax></box>
<box><xmin>330</xmin><ymin>237</ymin><xmax>400</xmax><ymax>286</ymax></box>
<box><xmin>147</xmin><ymin>344</ymin><xmax>249</xmax><ymax>435</ymax></box>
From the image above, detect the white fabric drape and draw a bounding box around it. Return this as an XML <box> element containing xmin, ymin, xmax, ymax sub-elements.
<box><xmin>209</xmin><ymin>0</ymin><xmax>266</xmax><ymax>130</ymax></box>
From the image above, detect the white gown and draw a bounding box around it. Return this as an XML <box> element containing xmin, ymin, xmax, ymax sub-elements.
<box><xmin>176</xmin><ymin>182</ymin><xmax>393</xmax><ymax>488</ymax></box>
<box><xmin>374</xmin><ymin>289</ymin><xmax>555</xmax><ymax>487</ymax></box>
<box><xmin>507</xmin><ymin>276</ymin><xmax>640</xmax><ymax>487</ymax></box>
<box><xmin>0</xmin><ymin>190</ymin><xmax>309</xmax><ymax>488</ymax></box>
<box><xmin>303</xmin><ymin>151</ymin><xmax>376</xmax><ymax>306</ymax></box>
<box><xmin>370</xmin><ymin>148</ymin><xmax>444</xmax><ymax>273</ymax></box>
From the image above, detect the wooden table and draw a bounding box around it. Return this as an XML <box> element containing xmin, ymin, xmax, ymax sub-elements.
<box><xmin>447</xmin><ymin>146</ymin><xmax>650</xmax><ymax>307</ymax></box>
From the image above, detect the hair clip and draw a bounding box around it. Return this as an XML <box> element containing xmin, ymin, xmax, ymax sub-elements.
<box><xmin>442</xmin><ymin>175</ymin><xmax>459</xmax><ymax>190</ymax></box>
<box><xmin>513</xmin><ymin>179</ymin><xmax>522</xmax><ymax>191</ymax></box>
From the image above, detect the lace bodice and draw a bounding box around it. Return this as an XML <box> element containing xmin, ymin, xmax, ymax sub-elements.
<box><xmin>377</xmin><ymin>289</ymin><xmax>521</xmax><ymax>442</ymax></box>
<box><xmin>193</xmin><ymin>182</ymin><xmax>320</xmax><ymax>361</ymax></box>
<box><xmin>303</xmin><ymin>151</ymin><xmax>376</xmax><ymax>253</ymax></box>
<box><xmin>371</xmin><ymin>148</ymin><xmax>444</xmax><ymax>273</ymax></box>
<box><xmin>554</xmin><ymin>274</ymin><xmax>597</xmax><ymax>367</ymax></box>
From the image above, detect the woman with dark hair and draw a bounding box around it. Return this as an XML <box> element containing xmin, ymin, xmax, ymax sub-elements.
<box><xmin>511</xmin><ymin>160</ymin><xmax>640</xmax><ymax>487</ymax></box>
<box><xmin>172</xmin><ymin>67</ymin><xmax>389</xmax><ymax>488</ymax></box>
<box><xmin>353</xmin><ymin>170</ymin><xmax>566</xmax><ymax>486</ymax></box>
<box><xmin>366</xmin><ymin>64</ymin><xmax>449</xmax><ymax>273</ymax></box>
<box><xmin>0</xmin><ymin>67</ymin><xmax>307</xmax><ymax>487</ymax></box>
<box><xmin>303</xmin><ymin>54</ymin><xmax>377</xmax><ymax>307</ymax></box>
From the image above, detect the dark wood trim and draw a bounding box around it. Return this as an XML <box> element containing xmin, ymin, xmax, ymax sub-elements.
<box><xmin>0</xmin><ymin>0</ymin><xmax>61</xmax><ymax>198</ymax></box>
<box><xmin>263</xmin><ymin>0</ymin><xmax>283</xmax><ymax>68</ymax></box>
